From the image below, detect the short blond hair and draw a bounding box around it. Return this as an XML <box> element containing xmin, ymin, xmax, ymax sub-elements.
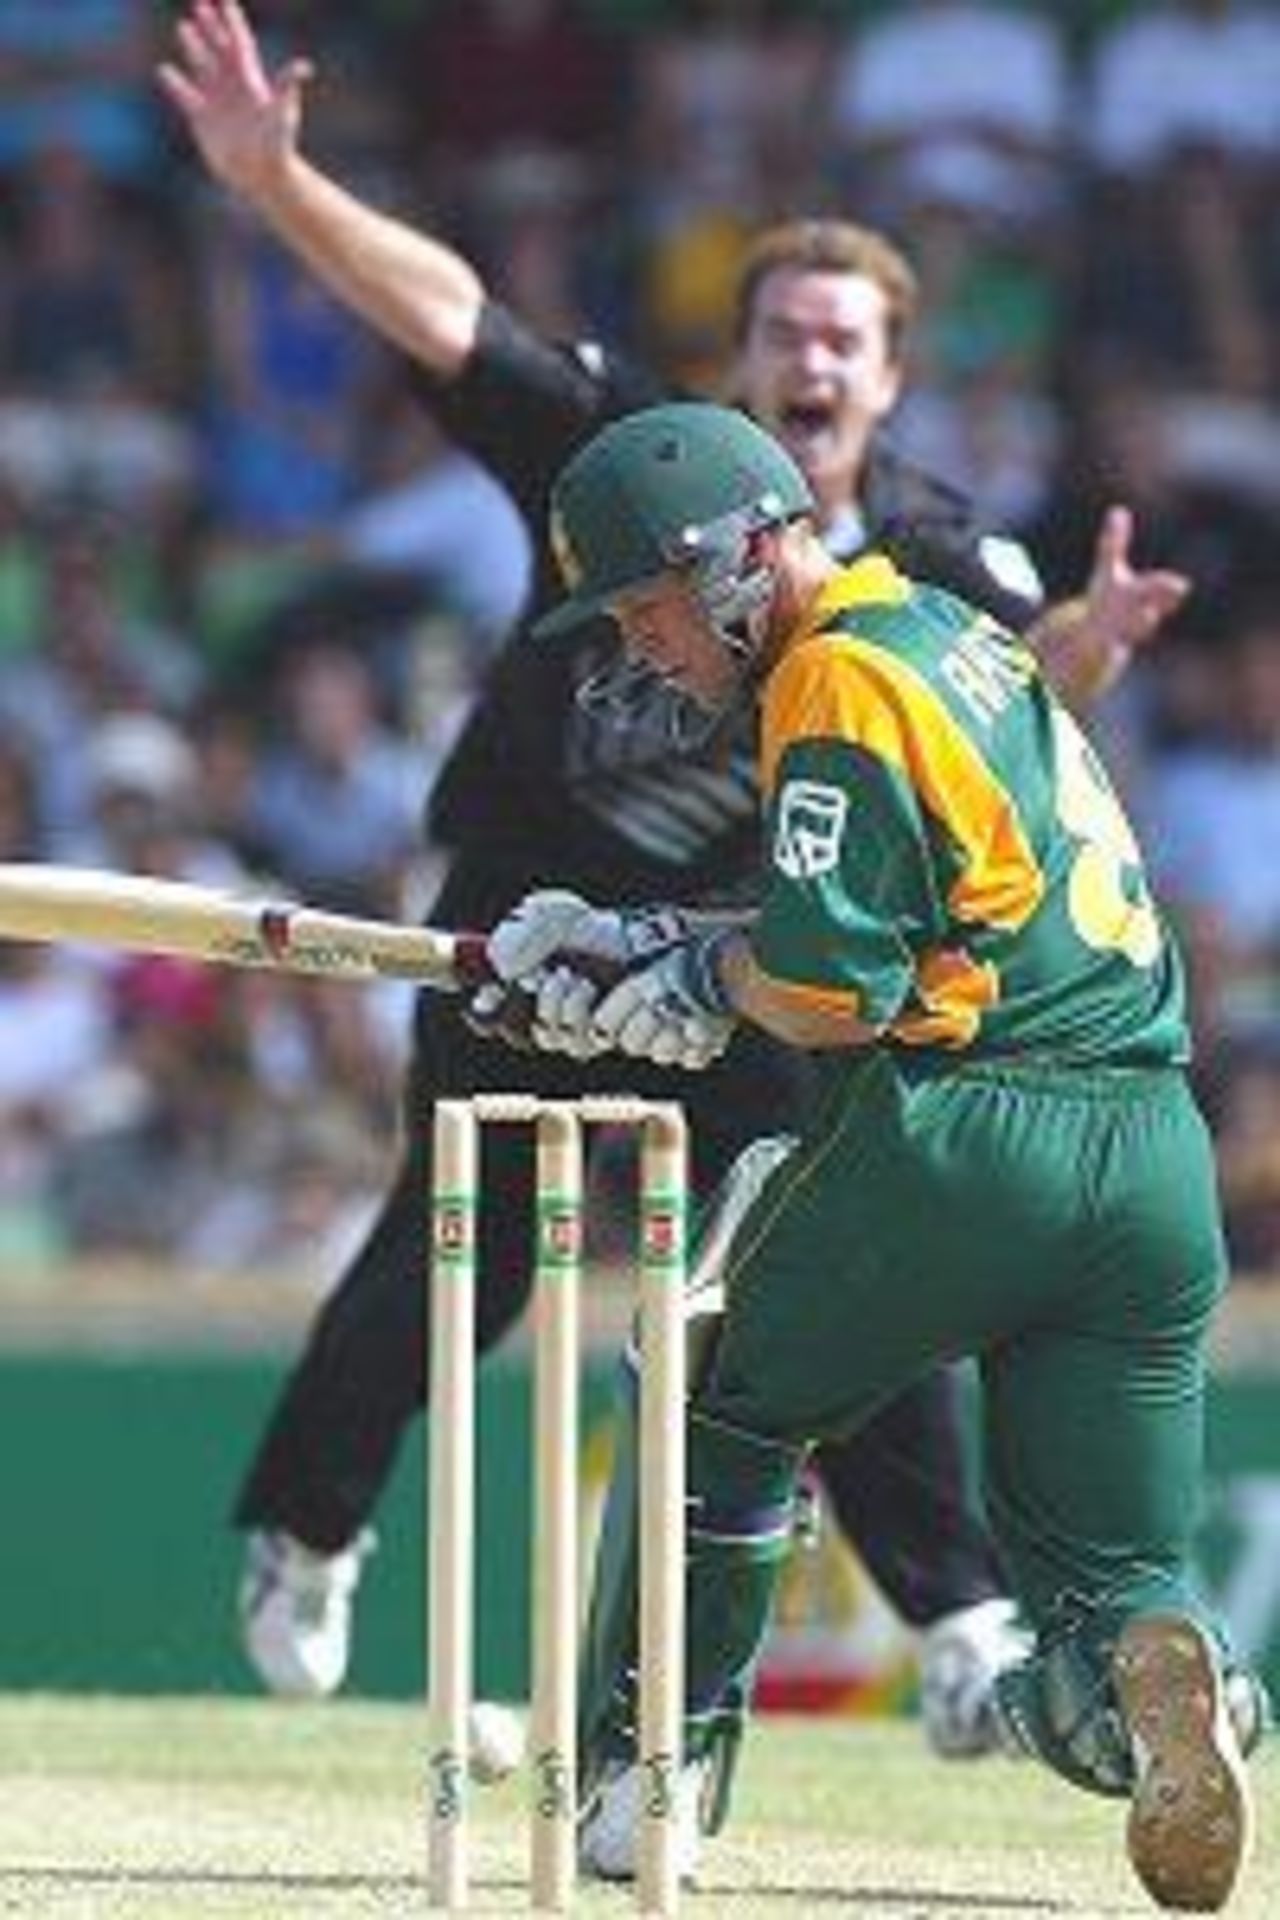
<box><xmin>732</xmin><ymin>218</ymin><xmax>919</xmax><ymax>363</ymax></box>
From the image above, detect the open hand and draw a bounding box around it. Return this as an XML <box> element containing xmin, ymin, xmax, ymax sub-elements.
<box><xmin>1084</xmin><ymin>503</ymin><xmax>1190</xmax><ymax>660</ymax></box>
<box><xmin>157</xmin><ymin>0</ymin><xmax>313</xmax><ymax>200</ymax></box>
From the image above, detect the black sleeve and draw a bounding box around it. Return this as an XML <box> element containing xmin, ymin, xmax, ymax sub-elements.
<box><xmin>405</xmin><ymin>300</ymin><xmax>665</xmax><ymax>529</ymax></box>
<box><xmin>411</xmin><ymin>305</ymin><xmax>668</xmax><ymax>867</ymax></box>
<box><xmin>426</xmin><ymin>629</ymin><xmax>580</xmax><ymax>862</ymax></box>
<box><xmin>863</xmin><ymin>441</ymin><xmax>1047</xmax><ymax>634</ymax></box>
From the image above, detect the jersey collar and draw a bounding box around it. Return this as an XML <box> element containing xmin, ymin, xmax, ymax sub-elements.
<box><xmin>792</xmin><ymin>552</ymin><xmax>910</xmax><ymax>648</ymax></box>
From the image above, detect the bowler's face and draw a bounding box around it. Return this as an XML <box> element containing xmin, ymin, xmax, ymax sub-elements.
<box><xmin>735</xmin><ymin>267</ymin><xmax>903</xmax><ymax>507</ymax></box>
<box><xmin>606</xmin><ymin>574</ymin><xmax>741</xmax><ymax>711</ymax></box>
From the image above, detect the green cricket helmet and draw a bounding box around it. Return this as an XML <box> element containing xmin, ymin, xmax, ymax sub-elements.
<box><xmin>535</xmin><ymin>401</ymin><xmax>814</xmax><ymax>739</ymax></box>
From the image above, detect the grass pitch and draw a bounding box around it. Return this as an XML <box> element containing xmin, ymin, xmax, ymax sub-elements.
<box><xmin>0</xmin><ymin>1696</ymin><xmax>1273</xmax><ymax>1916</ymax></box>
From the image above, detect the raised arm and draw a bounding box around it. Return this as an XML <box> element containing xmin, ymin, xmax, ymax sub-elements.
<box><xmin>157</xmin><ymin>0</ymin><xmax>483</xmax><ymax>378</ymax></box>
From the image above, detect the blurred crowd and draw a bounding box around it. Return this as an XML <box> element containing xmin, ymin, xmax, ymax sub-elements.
<box><xmin>0</xmin><ymin>0</ymin><xmax>1276</xmax><ymax>1280</ymax></box>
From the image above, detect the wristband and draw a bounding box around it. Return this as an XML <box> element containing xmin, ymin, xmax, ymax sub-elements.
<box><xmin>682</xmin><ymin>928</ymin><xmax>737</xmax><ymax>1017</ymax></box>
<box><xmin>624</xmin><ymin>904</ymin><xmax>690</xmax><ymax>960</ymax></box>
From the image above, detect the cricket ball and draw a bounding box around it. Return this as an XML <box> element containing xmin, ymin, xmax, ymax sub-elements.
<box><xmin>468</xmin><ymin>1700</ymin><xmax>526</xmax><ymax>1784</ymax></box>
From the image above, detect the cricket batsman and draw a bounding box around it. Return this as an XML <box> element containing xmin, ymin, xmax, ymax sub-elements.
<box><xmin>477</xmin><ymin>401</ymin><xmax>1269</xmax><ymax>1910</ymax></box>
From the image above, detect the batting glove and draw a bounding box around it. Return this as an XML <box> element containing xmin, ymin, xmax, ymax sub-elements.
<box><xmin>588</xmin><ymin>930</ymin><xmax>738</xmax><ymax>1070</ymax></box>
<box><xmin>468</xmin><ymin>889</ymin><xmax>692</xmax><ymax>1057</ymax></box>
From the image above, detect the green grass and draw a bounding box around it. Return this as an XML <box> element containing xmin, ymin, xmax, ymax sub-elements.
<box><xmin>0</xmin><ymin>1696</ymin><xmax>1273</xmax><ymax>1915</ymax></box>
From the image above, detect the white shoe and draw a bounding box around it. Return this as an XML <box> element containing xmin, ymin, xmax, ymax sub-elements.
<box><xmin>239</xmin><ymin>1528</ymin><xmax>374</xmax><ymax>1698</ymax></box>
<box><xmin>578</xmin><ymin>1757</ymin><xmax>706</xmax><ymax>1884</ymax></box>
<box><xmin>919</xmin><ymin>1597</ymin><xmax>1033</xmax><ymax>1758</ymax></box>
<box><xmin>1113</xmin><ymin>1614</ymin><xmax>1254</xmax><ymax>1913</ymax></box>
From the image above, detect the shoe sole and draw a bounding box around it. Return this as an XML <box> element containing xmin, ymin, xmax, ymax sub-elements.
<box><xmin>1113</xmin><ymin>1614</ymin><xmax>1253</xmax><ymax>1912</ymax></box>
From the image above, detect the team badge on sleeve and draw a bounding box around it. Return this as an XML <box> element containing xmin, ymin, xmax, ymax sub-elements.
<box><xmin>774</xmin><ymin>779</ymin><xmax>849</xmax><ymax>879</ymax></box>
<box><xmin>978</xmin><ymin>534</ymin><xmax>1043</xmax><ymax>605</ymax></box>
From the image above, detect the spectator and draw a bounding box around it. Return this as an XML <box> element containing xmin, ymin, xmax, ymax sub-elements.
<box><xmin>178</xmin><ymin>1094</ymin><xmax>394</xmax><ymax>1282</ymax></box>
<box><xmin>889</xmin><ymin>194</ymin><xmax>1063</xmax><ymax>533</ymax></box>
<box><xmin>0</xmin><ymin>483</ymin><xmax>43</xmax><ymax>660</ymax></box>
<box><xmin>56</xmin><ymin>956</ymin><xmax>404</xmax><ymax>1271</ymax></box>
<box><xmin>386</xmin><ymin>0</ymin><xmax>632</xmax><ymax>338</ymax></box>
<box><xmin>1143</xmin><ymin>596</ymin><xmax>1280</xmax><ymax>1053</ymax></box>
<box><xmin>0</xmin><ymin>723</ymin><xmax>109</xmax><ymax>1262</ymax></box>
<box><xmin>57</xmin><ymin>949</ymin><xmax>253</xmax><ymax>1258</ymax></box>
<box><xmin>326</xmin><ymin>403</ymin><xmax>532</xmax><ymax>651</ymax></box>
<box><xmin>1073</xmin><ymin>139</ymin><xmax>1276</xmax><ymax>402</ymax></box>
<box><xmin>634</xmin><ymin>0</ymin><xmax>825</xmax><ymax>215</ymax></box>
<box><xmin>1087</xmin><ymin>0</ymin><xmax>1280</xmax><ymax>183</ymax></box>
<box><xmin>1078</xmin><ymin>2</ymin><xmax>1279</xmax><ymax>398</ymax></box>
<box><xmin>464</xmin><ymin>150</ymin><xmax>609</xmax><ymax>341</ymax></box>
<box><xmin>187</xmin><ymin>694</ymin><xmax>273</xmax><ymax>878</ymax></box>
<box><xmin>200</xmin><ymin>201</ymin><xmax>383</xmax><ymax>535</ymax></box>
<box><xmin>0</xmin><ymin>518</ymin><xmax>202</xmax><ymax>846</ymax></box>
<box><xmin>1027</xmin><ymin>376</ymin><xmax>1277</xmax><ymax>628</ymax></box>
<box><xmin>393</xmin><ymin>0</ymin><xmax>627</xmax><ymax>208</ymax></box>
<box><xmin>0</xmin><ymin>0</ymin><xmax>160</xmax><ymax>185</ymax></box>
<box><xmin>0</xmin><ymin>723</ymin><xmax>42</xmax><ymax>862</ymax></box>
<box><xmin>74</xmin><ymin>710</ymin><xmax>238</xmax><ymax>884</ymax></box>
<box><xmin>247</xmin><ymin>641</ymin><xmax>420</xmax><ymax>915</ymax></box>
<box><xmin>1212</xmin><ymin>1043</ymin><xmax>1280</xmax><ymax>1275</ymax></box>
<box><xmin>827</xmin><ymin>0</ymin><xmax>1071</xmax><ymax>232</ymax></box>
<box><xmin>631</xmin><ymin>0</ymin><xmax>829</xmax><ymax>376</ymax></box>
<box><xmin>0</xmin><ymin>936</ymin><xmax>110</xmax><ymax>1263</ymax></box>
<box><xmin>0</xmin><ymin>144</ymin><xmax>198</xmax><ymax>520</ymax></box>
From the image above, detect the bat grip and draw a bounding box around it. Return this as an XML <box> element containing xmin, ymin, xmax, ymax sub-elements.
<box><xmin>450</xmin><ymin>933</ymin><xmax>628</xmax><ymax>995</ymax></box>
<box><xmin>451</xmin><ymin>930</ymin><xmax>497</xmax><ymax>990</ymax></box>
<box><xmin>453</xmin><ymin>933</ymin><xmax>632</xmax><ymax>1054</ymax></box>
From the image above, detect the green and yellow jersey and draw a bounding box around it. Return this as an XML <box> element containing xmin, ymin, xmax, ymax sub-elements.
<box><xmin>752</xmin><ymin>554</ymin><xmax>1188</xmax><ymax>1067</ymax></box>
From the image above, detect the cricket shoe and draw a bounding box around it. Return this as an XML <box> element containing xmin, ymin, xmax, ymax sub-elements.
<box><xmin>1112</xmin><ymin>1613</ymin><xmax>1254</xmax><ymax>1912</ymax></box>
<box><xmin>919</xmin><ymin>1596</ymin><xmax>1034</xmax><ymax>1758</ymax></box>
<box><xmin>239</xmin><ymin>1527</ymin><xmax>374</xmax><ymax>1698</ymax></box>
<box><xmin>578</xmin><ymin>1755</ymin><xmax>707</xmax><ymax>1884</ymax></box>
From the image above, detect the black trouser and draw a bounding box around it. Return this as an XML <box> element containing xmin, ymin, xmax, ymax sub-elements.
<box><xmin>235</xmin><ymin>992</ymin><xmax>1004</xmax><ymax>1629</ymax></box>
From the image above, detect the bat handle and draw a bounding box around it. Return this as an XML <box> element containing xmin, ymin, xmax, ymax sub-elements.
<box><xmin>450</xmin><ymin>933</ymin><xmax>627</xmax><ymax>995</ymax></box>
<box><xmin>453</xmin><ymin>933</ymin><xmax>630</xmax><ymax>1052</ymax></box>
<box><xmin>451</xmin><ymin>930</ymin><xmax>496</xmax><ymax>990</ymax></box>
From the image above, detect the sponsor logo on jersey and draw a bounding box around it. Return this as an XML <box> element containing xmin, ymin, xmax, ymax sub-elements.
<box><xmin>774</xmin><ymin>779</ymin><xmax>849</xmax><ymax>879</ymax></box>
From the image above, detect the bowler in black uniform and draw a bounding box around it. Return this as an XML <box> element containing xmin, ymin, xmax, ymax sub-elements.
<box><xmin>160</xmin><ymin>1</ymin><xmax>1190</xmax><ymax>1749</ymax></box>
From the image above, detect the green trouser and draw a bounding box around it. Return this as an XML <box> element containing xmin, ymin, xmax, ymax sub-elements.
<box><xmin>689</xmin><ymin>1050</ymin><xmax>1230</xmax><ymax>1788</ymax></box>
<box><xmin>578</xmin><ymin>1137</ymin><xmax>798</xmax><ymax>1818</ymax></box>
